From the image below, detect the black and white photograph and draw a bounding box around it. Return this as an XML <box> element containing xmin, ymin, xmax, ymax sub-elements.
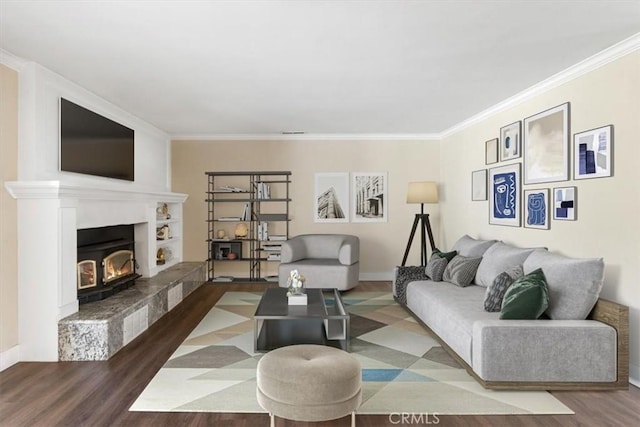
<box><xmin>314</xmin><ymin>172</ymin><xmax>349</xmax><ymax>223</ymax></box>
<box><xmin>351</xmin><ymin>172</ymin><xmax>388</xmax><ymax>222</ymax></box>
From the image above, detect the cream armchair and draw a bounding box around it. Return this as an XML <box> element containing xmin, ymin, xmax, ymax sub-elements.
<box><xmin>278</xmin><ymin>234</ymin><xmax>360</xmax><ymax>291</ymax></box>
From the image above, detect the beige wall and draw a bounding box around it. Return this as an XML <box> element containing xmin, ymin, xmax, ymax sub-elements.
<box><xmin>0</xmin><ymin>64</ymin><xmax>19</xmax><ymax>353</ymax></box>
<box><xmin>440</xmin><ymin>52</ymin><xmax>640</xmax><ymax>380</ymax></box>
<box><xmin>172</xmin><ymin>139</ymin><xmax>440</xmax><ymax>278</ymax></box>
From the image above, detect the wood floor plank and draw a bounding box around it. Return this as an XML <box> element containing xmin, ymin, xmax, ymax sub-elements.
<box><xmin>0</xmin><ymin>281</ymin><xmax>638</xmax><ymax>426</ymax></box>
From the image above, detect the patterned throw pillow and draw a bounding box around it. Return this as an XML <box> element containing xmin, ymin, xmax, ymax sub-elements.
<box><xmin>442</xmin><ymin>255</ymin><xmax>483</xmax><ymax>287</ymax></box>
<box><xmin>483</xmin><ymin>265</ymin><xmax>524</xmax><ymax>312</ymax></box>
<box><xmin>432</xmin><ymin>248</ymin><xmax>457</xmax><ymax>262</ymax></box>
<box><xmin>394</xmin><ymin>266</ymin><xmax>428</xmax><ymax>305</ymax></box>
<box><xmin>425</xmin><ymin>253</ymin><xmax>448</xmax><ymax>281</ymax></box>
<box><xmin>500</xmin><ymin>268</ymin><xmax>550</xmax><ymax>319</ymax></box>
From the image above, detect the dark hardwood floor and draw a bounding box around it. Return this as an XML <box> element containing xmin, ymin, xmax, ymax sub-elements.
<box><xmin>1</xmin><ymin>281</ymin><xmax>638</xmax><ymax>426</ymax></box>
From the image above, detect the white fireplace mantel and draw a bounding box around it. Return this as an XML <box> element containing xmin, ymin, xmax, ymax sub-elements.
<box><xmin>5</xmin><ymin>180</ymin><xmax>187</xmax><ymax>361</ymax></box>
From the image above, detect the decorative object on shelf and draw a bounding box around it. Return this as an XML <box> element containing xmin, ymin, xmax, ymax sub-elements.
<box><xmin>401</xmin><ymin>181</ymin><xmax>438</xmax><ymax>266</ymax></box>
<box><xmin>227</xmin><ymin>252</ymin><xmax>238</xmax><ymax>260</ymax></box>
<box><xmin>499</xmin><ymin>121</ymin><xmax>522</xmax><ymax>162</ymax></box>
<box><xmin>286</xmin><ymin>269</ymin><xmax>306</xmax><ymax>296</ymax></box>
<box><xmin>351</xmin><ymin>172</ymin><xmax>388</xmax><ymax>223</ymax></box>
<box><xmin>156</xmin><ymin>203</ymin><xmax>171</xmax><ymax>220</ymax></box>
<box><xmin>489</xmin><ymin>163</ymin><xmax>521</xmax><ymax>227</ymax></box>
<box><xmin>485</xmin><ymin>138</ymin><xmax>498</xmax><ymax>164</ymax></box>
<box><xmin>217</xmin><ymin>229</ymin><xmax>226</xmax><ymax>239</ymax></box>
<box><xmin>524</xmin><ymin>102</ymin><xmax>570</xmax><ymax>184</ymax></box>
<box><xmin>314</xmin><ymin>172</ymin><xmax>349</xmax><ymax>223</ymax></box>
<box><xmin>234</xmin><ymin>222</ymin><xmax>248</xmax><ymax>239</ymax></box>
<box><xmin>156</xmin><ymin>224</ymin><xmax>170</xmax><ymax>240</ymax></box>
<box><xmin>573</xmin><ymin>125</ymin><xmax>613</xmax><ymax>180</ymax></box>
<box><xmin>156</xmin><ymin>248</ymin><xmax>165</xmax><ymax>265</ymax></box>
<box><xmin>553</xmin><ymin>186</ymin><xmax>577</xmax><ymax>221</ymax></box>
<box><xmin>524</xmin><ymin>188</ymin><xmax>550</xmax><ymax>230</ymax></box>
<box><xmin>471</xmin><ymin>169</ymin><xmax>487</xmax><ymax>201</ymax></box>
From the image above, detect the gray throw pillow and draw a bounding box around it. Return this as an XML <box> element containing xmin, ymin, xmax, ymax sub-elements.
<box><xmin>451</xmin><ymin>235</ymin><xmax>497</xmax><ymax>258</ymax></box>
<box><xmin>442</xmin><ymin>255</ymin><xmax>483</xmax><ymax>287</ymax></box>
<box><xmin>425</xmin><ymin>254</ymin><xmax>448</xmax><ymax>281</ymax></box>
<box><xmin>483</xmin><ymin>265</ymin><xmax>524</xmax><ymax>312</ymax></box>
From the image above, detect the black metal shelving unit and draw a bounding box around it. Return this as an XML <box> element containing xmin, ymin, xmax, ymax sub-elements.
<box><xmin>205</xmin><ymin>171</ymin><xmax>291</xmax><ymax>282</ymax></box>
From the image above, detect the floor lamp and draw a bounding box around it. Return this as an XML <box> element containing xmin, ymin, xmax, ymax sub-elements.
<box><xmin>401</xmin><ymin>182</ymin><xmax>438</xmax><ymax>266</ymax></box>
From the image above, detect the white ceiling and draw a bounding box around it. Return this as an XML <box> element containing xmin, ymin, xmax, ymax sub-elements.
<box><xmin>1</xmin><ymin>1</ymin><xmax>639</xmax><ymax>137</ymax></box>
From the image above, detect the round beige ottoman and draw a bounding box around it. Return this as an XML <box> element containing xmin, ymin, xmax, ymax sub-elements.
<box><xmin>257</xmin><ymin>344</ymin><xmax>362</xmax><ymax>426</ymax></box>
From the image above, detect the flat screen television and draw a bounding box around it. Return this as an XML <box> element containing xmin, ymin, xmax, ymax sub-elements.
<box><xmin>60</xmin><ymin>98</ymin><xmax>135</xmax><ymax>181</ymax></box>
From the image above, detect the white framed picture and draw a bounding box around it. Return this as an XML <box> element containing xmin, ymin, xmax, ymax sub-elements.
<box><xmin>314</xmin><ymin>172</ymin><xmax>349</xmax><ymax>223</ymax></box>
<box><xmin>523</xmin><ymin>102</ymin><xmax>570</xmax><ymax>184</ymax></box>
<box><xmin>500</xmin><ymin>121</ymin><xmax>521</xmax><ymax>162</ymax></box>
<box><xmin>489</xmin><ymin>163</ymin><xmax>521</xmax><ymax>227</ymax></box>
<box><xmin>553</xmin><ymin>186</ymin><xmax>577</xmax><ymax>221</ymax></box>
<box><xmin>573</xmin><ymin>125</ymin><xmax>613</xmax><ymax>180</ymax></box>
<box><xmin>471</xmin><ymin>169</ymin><xmax>487</xmax><ymax>201</ymax></box>
<box><xmin>485</xmin><ymin>138</ymin><xmax>498</xmax><ymax>165</ymax></box>
<box><xmin>351</xmin><ymin>172</ymin><xmax>388</xmax><ymax>222</ymax></box>
<box><xmin>524</xmin><ymin>188</ymin><xmax>550</xmax><ymax>230</ymax></box>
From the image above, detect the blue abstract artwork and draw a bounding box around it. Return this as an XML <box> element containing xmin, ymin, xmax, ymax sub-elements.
<box><xmin>574</xmin><ymin>125</ymin><xmax>613</xmax><ymax>180</ymax></box>
<box><xmin>554</xmin><ymin>187</ymin><xmax>576</xmax><ymax>220</ymax></box>
<box><xmin>524</xmin><ymin>189</ymin><xmax>549</xmax><ymax>229</ymax></box>
<box><xmin>493</xmin><ymin>172</ymin><xmax>517</xmax><ymax>219</ymax></box>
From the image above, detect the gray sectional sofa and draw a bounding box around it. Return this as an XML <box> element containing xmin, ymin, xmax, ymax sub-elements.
<box><xmin>394</xmin><ymin>235</ymin><xmax>629</xmax><ymax>390</ymax></box>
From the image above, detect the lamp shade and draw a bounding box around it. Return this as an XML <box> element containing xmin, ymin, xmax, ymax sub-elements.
<box><xmin>406</xmin><ymin>182</ymin><xmax>439</xmax><ymax>204</ymax></box>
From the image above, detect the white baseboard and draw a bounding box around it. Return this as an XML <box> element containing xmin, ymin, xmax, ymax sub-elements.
<box><xmin>359</xmin><ymin>272</ymin><xmax>393</xmax><ymax>281</ymax></box>
<box><xmin>0</xmin><ymin>345</ymin><xmax>20</xmax><ymax>372</ymax></box>
<box><xmin>630</xmin><ymin>363</ymin><xmax>640</xmax><ymax>388</ymax></box>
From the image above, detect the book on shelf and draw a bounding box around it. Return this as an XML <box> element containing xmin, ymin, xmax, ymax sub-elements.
<box><xmin>255</xmin><ymin>182</ymin><xmax>271</xmax><ymax>200</ymax></box>
<box><xmin>219</xmin><ymin>186</ymin><xmax>246</xmax><ymax>192</ymax></box>
<box><xmin>257</xmin><ymin>213</ymin><xmax>287</xmax><ymax>221</ymax></box>
<box><xmin>211</xmin><ymin>237</ymin><xmax>230</xmax><ymax>241</ymax></box>
<box><xmin>217</xmin><ymin>217</ymin><xmax>241</xmax><ymax>221</ymax></box>
<box><xmin>268</xmin><ymin>235</ymin><xmax>287</xmax><ymax>241</ymax></box>
<box><xmin>240</xmin><ymin>203</ymin><xmax>252</xmax><ymax>221</ymax></box>
<box><xmin>264</xmin><ymin>275</ymin><xmax>279</xmax><ymax>282</ymax></box>
<box><xmin>262</xmin><ymin>243</ymin><xmax>282</xmax><ymax>251</ymax></box>
<box><xmin>267</xmin><ymin>253</ymin><xmax>281</xmax><ymax>261</ymax></box>
<box><xmin>258</xmin><ymin>222</ymin><xmax>268</xmax><ymax>241</ymax></box>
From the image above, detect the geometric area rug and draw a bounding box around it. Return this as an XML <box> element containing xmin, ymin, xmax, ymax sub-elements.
<box><xmin>130</xmin><ymin>291</ymin><xmax>573</xmax><ymax>415</ymax></box>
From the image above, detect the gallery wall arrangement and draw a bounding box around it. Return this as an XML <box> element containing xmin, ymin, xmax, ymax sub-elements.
<box><xmin>474</xmin><ymin>101</ymin><xmax>613</xmax><ymax>230</ymax></box>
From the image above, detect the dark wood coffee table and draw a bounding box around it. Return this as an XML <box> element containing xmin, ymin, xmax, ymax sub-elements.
<box><xmin>253</xmin><ymin>288</ymin><xmax>350</xmax><ymax>352</ymax></box>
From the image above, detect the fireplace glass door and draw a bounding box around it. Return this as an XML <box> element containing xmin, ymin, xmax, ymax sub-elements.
<box><xmin>77</xmin><ymin>260</ymin><xmax>97</xmax><ymax>289</ymax></box>
<box><xmin>103</xmin><ymin>250</ymin><xmax>135</xmax><ymax>285</ymax></box>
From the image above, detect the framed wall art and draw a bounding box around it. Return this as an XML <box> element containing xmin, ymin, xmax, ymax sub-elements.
<box><xmin>553</xmin><ymin>186</ymin><xmax>577</xmax><ymax>221</ymax></box>
<box><xmin>314</xmin><ymin>172</ymin><xmax>349</xmax><ymax>223</ymax></box>
<box><xmin>485</xmin><ymin>138</ymin><xmax>498</xmax><ymax>165</ymax></box>
<box><xmin>351</xmin><ymin>172</ymin><xmax>388</xmax><ymax>222</ymax></box>
<box><xmin>499</xmin><ymin>120</ymin><xmax>521</xmax><ymax>162</ymax></box>
<box><xmin>524</xmin><ymin>188</ymin><xmax>550</xmax><ymax>230</ymax></box>
<box><xmin>573</xmin><ymin>125</ymin><xmax>613</xmax><ymax>180</ymax></box>
<box><xmin>523</xmin><ymin>102</ymin><xmax>570</xmax><ymax>184</ymax></box>
<box><xmin>471</xmin><ymin>169</ymin><xmax>487</xmax><ymax>201</ymax></box>
<box><xmin>489</xmin><ymin>163</ymin><xmax>521</xmax><ymax>227</ymax></box>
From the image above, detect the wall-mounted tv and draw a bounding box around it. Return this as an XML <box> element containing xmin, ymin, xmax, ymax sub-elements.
<box><xmin>60</xmin><ymin>98</ymin><xmax>135</xmax><ymax>181</ymax></box>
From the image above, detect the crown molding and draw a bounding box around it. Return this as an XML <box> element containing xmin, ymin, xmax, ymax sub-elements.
<box><xmin>440</xmin><ymin>32</ymin><xmax>640</xmax><ymax>139</ymax></box>
<box><xmin>0</xmin><ymin>48</ymin><xmax>29</xmax><ymax>72</ymax></box>
<box><xmin>171</xmin><ymin>133</ymin><xmax>440</xmax><ymax>142</ymax></box>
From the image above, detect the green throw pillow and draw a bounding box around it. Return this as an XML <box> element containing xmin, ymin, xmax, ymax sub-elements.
<box><xmin>433</xmin><ymin>248</ymin><xmax>457</xmax><ymax>262</ymax></box>
<box><xmin>500</xmin><ymin>268</ymin><xmax>550</xmax><ymax>319</ymax></box>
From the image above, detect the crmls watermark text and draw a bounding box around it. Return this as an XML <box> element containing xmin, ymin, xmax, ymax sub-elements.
<box><xmin>389</xmin><ymin>412</ymin><xmax>440</xmax><ymax>424</ymax></box>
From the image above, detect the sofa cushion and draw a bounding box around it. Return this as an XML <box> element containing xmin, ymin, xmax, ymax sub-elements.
<box><xmin>475</xmin><ymin>242</ymin><xmax>538</xmax><ymax>287</ymax></box>
<box><xmin>483</xmin><ymin>265</ymin><xmax>523</xmax><ymax>312</ymax></box>
<box><xmin>406</xmin><ymin>281</ymin><xmax>498</xmax><ymax>365</ymax></box>
<box><xmin>523</xmin><ymin>250</ymin><xmax>604</xmax><ymax>320</ymax></box>
<box><xmin>443</xmin><ymin>255</ymin><xmax>482</xmax><ymax>287</ymax></box>
<box><xmin>451</xmin><ymin>235</ymin><xmax>497</xmax><ymax>258</ymax></box>
<box><xmin>425</xmin><ymin>253</ymin><xmax>448</xmax><ymax>281</ymax></box>
<box><xmin>500</xmin><ymin>268</ymin><xmax>549</xmax><ymax>320</ymax></box>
